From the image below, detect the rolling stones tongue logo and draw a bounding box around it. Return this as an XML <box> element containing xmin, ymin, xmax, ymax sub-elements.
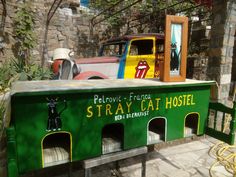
<box><xmin>135</xmin><ymin>60</ymin><xmax>150</xmax><ymax>78</ymax></box>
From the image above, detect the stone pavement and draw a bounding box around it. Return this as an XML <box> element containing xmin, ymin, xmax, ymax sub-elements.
<box><xmin>145</xmin><ymin>138</ymin><xmax>232</xmax><ymax>177</ymax></box>
<box><xmin>113</xmin><ymin>137</ymin><xmax>233</xmax><ymax>177</ymax></box>
<box><xmin>2</xmin><ymin>136</ymin><xmax>235</xmax><ymax>177</ymax></box>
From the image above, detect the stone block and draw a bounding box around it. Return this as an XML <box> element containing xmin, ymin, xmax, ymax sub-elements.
<box><xmin>5</xmin><ymin>22</ymin><xmax>12</xmax><ymax>29</ymax></box>
<box><xmin>226</xmin><ymin>46</ymin><xmax>234</xmax><ymax>58</ymax></box>
<box><xmin>218</xmin><ymin>84</ymin><xmax>230</xmax><ymax>99</ymax></box>
<box><xmin>219</xmin><ymin>74</ymin><xmax>232</xmax><ymax>84</ymax></box>
<box><xmin>56</xmin><ymin>26</ymin><xmax>65</xmax><ymax>32</ymax></box>
<box><xmin>49</xmin><ymin>39</ymin><xmax>59</xmax><ymax>46</ymax></box>
<box><xmin>70</xmin><ymin>31</ymin><xmax>78</xmax><ymax>37</ymax></box>
<box><xmin>221</xmin><ymin>56</ymin><xmax>233</xmax><ymax>65</ymax></box>
<box><xmin>5</xmin><ymin>16</ymin><xmax>12</xmax><ymax>24</ymax></box>
<box><xmin>48</xmin><ymin>34</ymin><xmax>58</xmax><ymax>43</ymax></box>
<box><xmin>78</xmin><ymin>26</ymin><xmax>90</xmax><ymax>33</ymax></box>
<box><xmin>218</xmin><ymin>90</ymin><xmax>229</xmax><ymax>100</ymax></box>
<box><xmin>63</xmin><ymin>20</ymin><xmax>71</xmax><ymax>26</ymax></box>
<box><xmin>59</xmin><ymin>16</ymin><xmax>66</xmax><ymax>23</ymax></box>
<box><xmin>220</xmin><ymin>64</ymin><xmax>232</xmax><ymax>75</ymax></box>
<box><xmin>222</xmin><ymin>35</ymin><xmax>235</xmax><ymax>47</ymax></box>
<box><xmin>69</xmin><ymin>26</ymin><xmax>75</xmax><ymax>32</ymax></box>
<box><xmin>48</xmin><ymin>25</ymin><xmax>58</xmax><ymax>30</ymax></box>
<box><xmin>227</xmin><ymin>1</ymin><xmax>236</xmax><ymax>10</ymax></box>
<box><xmin>221</xmin><ymin>47</ymin><xmax>227</xmax><ymax>57</ymax></box>
<box><xmin>224</xmin><ymin>25</ymin><xmax>236</xmax><ymax>36</ymax></box>
<box><xmin>229</xmin><ymin>14</ymin><xmax>236</xmax><ymax>23</ymax></box>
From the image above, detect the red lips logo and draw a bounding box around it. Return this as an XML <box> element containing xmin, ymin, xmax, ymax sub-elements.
<box><xmin>135</xmin><ymin>60</ymin><xmax>150</xmax><ymax>78</ymax></box>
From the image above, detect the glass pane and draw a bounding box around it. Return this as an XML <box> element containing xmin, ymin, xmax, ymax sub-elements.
<box><xmin>170</xmin><ymin>23</ymin><xmax>182</xmax><ymax>76</ymax></box>
<box><xmin>130</xmin><ymin>40</ymin><xmax>154</xmax><ymax>55</ymax></box>
<box><xmin>101</xmin><ymin>42</ymin><xmax>126</xmax><ymax>57</ymax></box>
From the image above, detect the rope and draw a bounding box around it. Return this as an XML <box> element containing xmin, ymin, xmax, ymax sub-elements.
<box><xmin>209</xmin><ymin>141</ymin><xmax>236</xmax><ymax>177</ymax></box>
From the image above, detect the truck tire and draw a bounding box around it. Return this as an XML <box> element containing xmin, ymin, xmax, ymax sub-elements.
<box><xmin>73</xmin><ymin>71</ymin><xmax>109</xmax><ymax>80</ymax></box>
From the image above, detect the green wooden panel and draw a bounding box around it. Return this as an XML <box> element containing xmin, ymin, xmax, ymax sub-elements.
<box><xmin>206</xmin><ymin>101</ymin><xmax>236</xmax><ymax>145</ymax></box>
<box><xmin>9</xmin><ymin>80</ymin><xmax>213</xmax><ymax>174</ymax></box>
<box><xmin>205</xmin><ymin>127</ymin><xmax>234</xmax><ymax>145</ymax></box>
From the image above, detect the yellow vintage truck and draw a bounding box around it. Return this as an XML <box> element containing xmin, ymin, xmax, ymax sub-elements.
<box><xmin>52</xmin><ymin>33</ymin><xmax>164</xmax><ymax>80</ymax></box>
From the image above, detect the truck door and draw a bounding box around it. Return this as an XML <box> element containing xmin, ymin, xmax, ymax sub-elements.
<box><xmin>124</xmin><ymin>37</ymin><xmax>156</xmax><ymax>79</ymax></box>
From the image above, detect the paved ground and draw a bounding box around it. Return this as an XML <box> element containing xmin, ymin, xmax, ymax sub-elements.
<box><xmin>112</xmin><ymin>137</ymin><xmax>234</xmax><ymax>177</ymax></box>
<box><xmin>2</xmin><ymin>136</ymin><xmax>235</xmax><ymax>177</ymax></box>
<box><xmin>144</xmin><ymin>137</ymin><xmax>233</xmax><ymax>177</ymax></box>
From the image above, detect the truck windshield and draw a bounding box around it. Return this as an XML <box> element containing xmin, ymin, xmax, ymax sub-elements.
<box><xmin>129</xmin><ymin>39</ymin><xmax>154</xmax><ymax>55</ymax></box>
<box><xmin>99</xmin><ymin>42</ymin><xmax>126</xmax><ymax>57</ymax></box>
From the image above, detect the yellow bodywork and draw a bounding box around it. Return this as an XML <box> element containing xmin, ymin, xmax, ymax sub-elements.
<box><xmin>124</xmin><ymin>37</ymin><xmax>156</xmax><ymax>79</ymax></box>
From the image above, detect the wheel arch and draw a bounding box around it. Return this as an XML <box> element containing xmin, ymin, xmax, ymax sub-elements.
<box><xmin>73</xmin><ymin>71</ymin><xmax>109</xmax><ymax>80</ymax></box>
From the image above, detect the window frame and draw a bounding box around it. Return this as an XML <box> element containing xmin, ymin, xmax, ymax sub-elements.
<box><xmin>160</xmin><ymin>15</ymin><xmax>188</xmax><ymax>82</ymax></box>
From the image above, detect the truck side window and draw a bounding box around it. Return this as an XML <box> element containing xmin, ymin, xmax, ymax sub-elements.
<box><xmin>101</xmin><ymin>42</ymin><xmax>126</xmax><ymax>57</ymax></box>
<box><xmin>129</xmin><ymin>39</ymin><xmax>153</xmax><ymax>55</ymax></box>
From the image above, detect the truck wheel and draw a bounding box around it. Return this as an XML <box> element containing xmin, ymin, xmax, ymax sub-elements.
<box><xmin>73</xmin><ymin>71</ymin><xmax>109</xmax><ymax>80</ymax></box>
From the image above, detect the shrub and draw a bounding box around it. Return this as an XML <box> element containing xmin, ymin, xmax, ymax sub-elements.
<box><xmin>14</xmin><ymin>2</ymin><xmax>36</xmax><ymax>66</ymax></box>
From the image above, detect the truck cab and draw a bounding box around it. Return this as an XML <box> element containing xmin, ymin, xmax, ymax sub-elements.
<box><xmin>53</xmin><ymin>34</ymin><xmax>164</xmax><ymax>80</ymax></box>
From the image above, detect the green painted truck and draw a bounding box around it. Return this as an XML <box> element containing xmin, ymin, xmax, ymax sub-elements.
<box><xmin>6</xmin><ymin>79</ymin><xmax>236</xmax><ymax>177</ymax></box>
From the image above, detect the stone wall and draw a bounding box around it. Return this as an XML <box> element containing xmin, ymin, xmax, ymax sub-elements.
<box><xmin>187</xmin><ymin>23</ymin><xmax>211</xmax><ymax>80</ymax></box>
<box><xmin>188</xmin><ymin>0</ymin><xmax>236</xmax><ymax>101</ymax></box>
<box><xmin>207</xmin><ymin>0</ymin><xmax>236</xmax><ymax>104</ymax></box>
<box><xmin>0</xmin><ymin>0</ymin><xmax>110</xmax><ymax>66</ymax></box>
<box><xmin>230</xmin><ymin>31</ymin><xmax>236</xmax><ymax>98</ymax></box>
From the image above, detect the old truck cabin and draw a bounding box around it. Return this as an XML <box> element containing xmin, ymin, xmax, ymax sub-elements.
<box><xmin>55</xmin><ymin>34</ymin><xmax>164</xmax><ymax>80</ymax></box>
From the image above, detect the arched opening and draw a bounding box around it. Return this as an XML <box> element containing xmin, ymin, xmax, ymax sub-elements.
<box><xmin>102</xmin><ymin>123</ymin><xmax>124</xmax><ymax>154</ymax></box>
<box><xmin>184</xmin><ymin>113</ymin><xmax>199</xmax><ymax>137</ymax></box>
<box><xmin>42</xmin><ymin>132</ymin><xmax>71</xmax><ymax>168</ymax></box>
<box><xmin>147</xmin><ymin>118</ymin><xmax>166</xmax><ymax>145</ymax></box>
